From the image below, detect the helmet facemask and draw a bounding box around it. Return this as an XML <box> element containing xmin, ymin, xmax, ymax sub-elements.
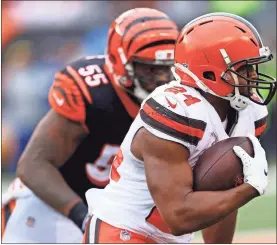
<box><xmin>220</xmin><ymin>47</ymin><xmax>277</xmax><ymax>109</ymax></box>
<box><xmin>123</xmin><ymin>58</ymin><xmax>174</xmax><ymax>102</ymax></box>
<box><xmin>173</xmin><ymin>12</ymin><xmax>277</xmax><ymax>111</ymax></box>
<box><xmin>105</xmin><ymin>8</ymin><xmax>178</xmax><ymax>103</ymax></box>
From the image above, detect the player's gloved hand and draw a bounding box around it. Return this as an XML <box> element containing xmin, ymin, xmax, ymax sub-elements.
<box><xmin>233</xmin><ymin>134</ymin><xmax>269</xmax><ymax>196</ymax></box>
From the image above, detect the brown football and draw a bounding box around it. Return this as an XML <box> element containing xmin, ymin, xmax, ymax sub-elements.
<box><xmin>193</xmin><ymin>137</ymin><xmax>254</xmax><ymax>191</ymax></box>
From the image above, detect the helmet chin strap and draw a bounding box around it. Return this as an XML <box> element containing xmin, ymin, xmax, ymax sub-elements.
<box><xmin>115</xmin><ymin>73</ymin><xmax>149</xmax><ymax>102</ymax></box>
<box><xmin>115</xmin><ymin>47</ymin><xmax>150</xmax><ymax>102</ymax></box>
<box><xmin>228</xmin><ymin>86</ymin><xmax>250</xmax><ymax>111</ymax></box>
<box><xmin>219</xmin><ymin>49</ymin><xmax>249</xmax><ymax>111</ymax></box>
<box><xmin>133</xmin><ymin>78</ymin><xmax>150</xmax><ymax>101</ymax></box>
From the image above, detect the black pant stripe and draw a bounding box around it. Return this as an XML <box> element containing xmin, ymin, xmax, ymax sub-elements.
<box><xmin>94</xmin><ymin>218</ymin><xmax>101</xmax><ymax>244</ymax></box>
<box><xmin>84</xmin><ymin>216</ymin><xmax>92</xmax><ymax>244</ymax></box>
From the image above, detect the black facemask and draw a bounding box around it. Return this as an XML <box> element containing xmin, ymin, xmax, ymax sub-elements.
<box><xmin>221</xmin><ymin>54</ymin><xmax>277</xmax><ymax>105</ymax></box>
<box><xmin>128</xmin><ymin>59</ymin><xmax>174</xmax><ymax>93</ymax></box>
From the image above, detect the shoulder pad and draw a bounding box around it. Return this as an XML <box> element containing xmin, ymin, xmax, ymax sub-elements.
<box><xmin>49</xmin><ymin>56</ymin><xmax>114</xmax><ymax>127</ymax></box>
<box><xmin>140</xmin><ymin>83</ymin><xmax>207</xmax><ymax>150</ymax></box>
<box><xmin>48</xmin><ymin>70</ymin><xmax>87</xmax><ymax>124</ymax></box>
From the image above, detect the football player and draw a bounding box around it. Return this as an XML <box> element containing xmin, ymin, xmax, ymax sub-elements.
<box><xmin>1</xmin><ymin>8</ymin><xmax>178</xmax><ymax>243</ymax></box>
<box><xmin>84</xmin><ymin>13</ymin><xmax>276</xmax><ymax>243</ymax></box>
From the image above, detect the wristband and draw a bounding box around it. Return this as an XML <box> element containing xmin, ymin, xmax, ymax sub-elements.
<box><xmin>68</xmin><ymin>202</ymin><xmax>88</xmax><ymax>230</ymax></box>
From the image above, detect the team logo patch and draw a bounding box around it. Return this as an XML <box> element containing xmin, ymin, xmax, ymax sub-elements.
<box><xmin>26</xmin><ymin>216</ymin><xmax>36</xmax><ymax>227</ymax></box>
<box><xmin>235</xmin><ymin>176</ymin><xmax>244</xmax><ymax>186</ymax></box>
<box><xmin>120</xmin><ymin>230</ymin><xmax>131</xmax><ymax>241</ymax></box>
<box><xmin>165</xmin><ymin>96</ymin><xmax>177</xmax><ymax>109</ymax></box>
<box><xmin>155</xmin><ymin>50</ymin><xmax>174</xmax><ymax>60</ymax></box>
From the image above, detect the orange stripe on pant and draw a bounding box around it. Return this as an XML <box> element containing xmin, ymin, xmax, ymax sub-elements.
<box><xmin>1</xmin><ymin>206</ymin><xmax>5</xmax><ymax>238</ymax></box>
<box><xmin>84</xmin><ymin>218</ymin><xmax>157</xmax><ymax>243</ymax></box>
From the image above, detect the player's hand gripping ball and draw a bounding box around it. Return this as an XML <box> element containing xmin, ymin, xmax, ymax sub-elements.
<box><xmin>193</xmin><ymin>137</ymin><xmax>254</xmax><ymax>191</ymax></box>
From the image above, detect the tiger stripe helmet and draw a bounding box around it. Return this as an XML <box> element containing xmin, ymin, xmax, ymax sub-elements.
<box><xmin>105</xmin><ymin>8</ymin><xmax>178</xmax><ymax>101</ymax></box>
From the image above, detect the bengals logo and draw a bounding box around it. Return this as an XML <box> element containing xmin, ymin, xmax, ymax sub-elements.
<box><xmin>155</xmin><ymin>50</ymin><xmax>174</xmax><ymax>60</ymax></box>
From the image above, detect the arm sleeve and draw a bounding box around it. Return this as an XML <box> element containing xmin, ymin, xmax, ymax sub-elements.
<box><xmin>139</xmin><ymin>94</ymin><xmax>207</xmax><ymax>154</ymax></box>
<box><xmin>254</xmin><ymin>105</ymin><xmax>268</xmax><ymax>139</ymax></box>
<box><xmin>48</xmin><ymin>65</ymin><xmax>92</xmax><ymax>125</ymax></box>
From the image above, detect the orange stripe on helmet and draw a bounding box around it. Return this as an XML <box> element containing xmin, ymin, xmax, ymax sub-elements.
<box><xmin>122</xmin><ymin>18</ymin><xmax>178</xmax><ymax>57</ymax></box>
<box><xmin>126</xmin><ymin>27</ymin><xmax>177</xmax><ymax>54</ymax></box>
<box><xmin>122</xmin><ymin>16</ymin><xmax>171</xmax><ymax>41</ymax></box>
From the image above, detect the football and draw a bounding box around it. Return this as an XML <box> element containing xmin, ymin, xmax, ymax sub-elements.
<box><xmin>193</xmin><ymin>137</ymin><xmax>254</xmax><ymax>191</ymax></box>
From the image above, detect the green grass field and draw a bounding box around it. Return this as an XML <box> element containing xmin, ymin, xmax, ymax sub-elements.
<box><xmin>193</xmin><ymin>193</ymin><xmax>276</xmax><ymax>243</ymax></box>
<box><xmin>237</xmin><ymin>194</ymin><xmax>276</xmax><ymax>231</ymax></box>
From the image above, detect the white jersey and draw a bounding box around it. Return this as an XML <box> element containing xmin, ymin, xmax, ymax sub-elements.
<box><xmin>2</xmin><ymin>178</ymin><xmax>83</xmax><ymax>243</ymax></box>
<box><xmin>86</xmin><ymin>81</ymin><xmax>268</xmax><ymax>243</ymax></box>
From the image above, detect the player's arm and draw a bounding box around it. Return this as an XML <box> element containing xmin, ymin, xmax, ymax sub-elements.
<box><xmin>132</xmin><ymin>128</ymin><xmax>258</xmax><ymax>236</ymax></box>
<box><xmin>202</xmin><ymin>106</ymin><xmax>270</xmax><ymax>243</ymax></box>
<box><xmin>201</xmin><ymin>210</ymin><xmax>237</xmax><ymax>243</ymax></box>
<box><xmin>17</xmin><ymin>67</ymin><xmax>91</xmax><ymax>231</ymax></box>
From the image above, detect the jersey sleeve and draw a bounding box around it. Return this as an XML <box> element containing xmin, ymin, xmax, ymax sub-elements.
<box><xmin>48</xmin><ymin>61</ymin><xmax>93</xmax><ymax>125</ymax></box>
<box><xmin>253</xmin><ymin>105</ymin><xmax>268</xmax><ymax>139</ymax></box>
<box><xmin>139</xmin><ymin>92</ymin><xmax>207</xmax><ymax>154</ymax></box>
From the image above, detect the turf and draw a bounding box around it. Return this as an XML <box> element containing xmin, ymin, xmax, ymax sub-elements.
<box><xmin>236</xmin><ymin>194</ymin><xmax>276</xmax><ymax>231</ymax></box>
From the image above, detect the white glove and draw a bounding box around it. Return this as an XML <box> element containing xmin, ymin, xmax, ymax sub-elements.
<box><xmin>233</xmin><ymin>134</ymin><xmax>269</xmax><ymax>195</ymax></box>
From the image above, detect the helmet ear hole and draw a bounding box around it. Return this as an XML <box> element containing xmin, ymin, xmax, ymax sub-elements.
<box><xmin>203</xmin><ymin>71</ymin><xmax>216</xmax><ymax>81</ymax></box>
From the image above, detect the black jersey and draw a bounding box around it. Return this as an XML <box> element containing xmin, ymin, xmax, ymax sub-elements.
<box><xmin>48</xmin><ymin>55</ymin><xmax>139</xmax><ymax>203</ymax></box>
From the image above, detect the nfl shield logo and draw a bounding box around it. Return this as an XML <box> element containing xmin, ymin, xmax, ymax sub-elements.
<box><xmin>120</xmin><ymin>230</ymin><xmax>131</xmax><ymax>241</ymax></box>
<box><xmin>26</xmin><ymin>216</ymin><xmax>35</xmax><ymax>227</ymax></box>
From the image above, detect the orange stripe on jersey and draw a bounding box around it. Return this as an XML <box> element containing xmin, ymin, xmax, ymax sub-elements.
<box><xmin>54</xmin><ymin>72</ymin><xmax>85</xmax><ymax>107</ymax></box>
<box><xmin>110</xmin><ymin>149</ymin><xmax>123</xmax><ymax>183</ymax></box>
<box><xmin>143</xmin><ymin>103</ymin><xmax>204</xmax><ymax>139</ymax></box>
<box><xmin>48</xmin><ymin>72</ymin><xmax>87</xmax><ymax>129</ymax></box>
<box><xmin>9</xmin><ymin>200</ymin><xmax>16</xmax><ymax>213</ymax></box>
<box><xmin>255</xmin><ymin>124</ymin><xmax>267</xmax><ymax>137</ymax></box>
<box><xmin>66</xmin><ymin>66</ymin><xmax>93</xmax><ymax>104</ymax></box>
<box><xmin>254</xmin><ymin>115</ymin><xmax>268</xmax><ymax>137</ymax></box>
<box><xmin>140</xmin><ymin>98</ymin><xmax>206</xmax><ymax>146</ymax></box>
<box><xmin>55</xmin><ymin>72</ymin><xmax>73</xmax><ymax>84</ymax></box>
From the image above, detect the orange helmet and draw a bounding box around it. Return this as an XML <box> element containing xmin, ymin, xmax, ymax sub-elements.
<box><xmin>173</xmin><ymin>12</ymin><xmax>276</xmax><ymax>111</ymax></box>
<box><xmin>105</xmin><ymin>8</ymin><xmax>178</xmax><ymax>101</ymax></box>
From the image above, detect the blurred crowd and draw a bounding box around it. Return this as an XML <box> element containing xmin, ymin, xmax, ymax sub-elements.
<box><xmin>2</xmin><ymin>1</ymin><xmax>276</xmax><ymax>172</ymax></box>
